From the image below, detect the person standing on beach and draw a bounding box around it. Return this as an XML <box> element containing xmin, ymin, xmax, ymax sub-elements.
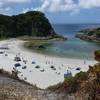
<box><xmin>84</xmin><ymin>61</ymin><xmax>86</xmax><ymax>64</ymax></box>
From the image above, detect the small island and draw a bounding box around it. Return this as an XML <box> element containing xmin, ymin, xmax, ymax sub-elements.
<box><xmin>75</xmin><ymin>27</ymin><xmax>100</xmax><ymax>42</ymax></box>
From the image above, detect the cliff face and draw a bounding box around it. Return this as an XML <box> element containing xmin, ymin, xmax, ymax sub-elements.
<box><xmin>75</xmin><ymin>27</ymin><xmax>100</xmax><ymax>42</ymax></box>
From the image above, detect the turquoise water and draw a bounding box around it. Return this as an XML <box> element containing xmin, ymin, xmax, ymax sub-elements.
<box><xmin>25</xmin><ymin>24</ymin><xmax>100</xmax><ymax>60</ymax></box>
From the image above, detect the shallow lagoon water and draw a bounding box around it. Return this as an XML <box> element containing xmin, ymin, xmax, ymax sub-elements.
<box><xmin>24</xmin><ymin>24</ymin><xmax>100</xmax><ymax>60</ymax></box>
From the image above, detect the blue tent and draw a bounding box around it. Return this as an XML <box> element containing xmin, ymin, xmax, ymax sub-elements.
<box><xmin>14</xmin><ymin>57</ymin><xmax>21</xmax><ymax>61</ymax></box>
<box><xmin>31</xmin><ymin>61</ymin><xmax>36</xmax><ymax>64</ymax></box>
<box><xmin>5</xmin><ymin>54</ymin><xmax>8</xmax><ymax>56</ymax></box>
<box><xmin>0</xmin><ymin>51</ymin><xmax>4</xmax><ymax>54</ymax></box>
<box><xmin>22</xmin><ymin>66</ymin><xmax>27</xmax><ymax>69</ymax></box>
<box><xmin>66</xmin><ymin>70</ymin><xmax>72</xmax><ymax>74</ymax></box>
<box><xmin>14</xmin><ymin>63</ymin><xmax>21</xmax><ymax>67</ymax></box>
<box><xmin>76</xmin><ymin>67</ymin><xmax>81</xmax><ymax>70</ymax></box>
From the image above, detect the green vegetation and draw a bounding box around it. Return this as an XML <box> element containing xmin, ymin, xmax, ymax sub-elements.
<box><xmin>0</xmin><ymin>11</ymin><xmax>54</xmax><ymax>38</ymax></box>
<box><xmin>11</xmin><ymin>67</ymin><xmax>21</xmax><ymax>79</ymax></box>
<box><xmin>46</xmin><ymin>71</ymin><xmax>88</xmax><ymax>90</ymax></box>
<box><xmin>46</xmin><ymin>82</ymin><xmax>61</xmax><ymax>90</ymax></box>
<box><xmin>88</xmin><ymin>31</ymin><xmax>94</xmax><ymax>36</ymax></box>
<box><xmin>95</xmin><ymin>50</ymin><xmax>100</xmax><ymax>52</ymax></box>
<box><xmin>66</xmin><ymin>71</ymin><xmax>88</xmax><ymax>83</ymax></box>
<box><xmin>88</xmin><ymin>31</ymin><xmax>100</xmax><ymax>37</ymax></box>
<box><xmin>17</xmin><ymin>35</ymin><xmax>34</xmax><ymax>39</ymax></box>
<box><xmin>95</xmin><ymin>31</ymin><xmax>100</xmax><ymax>37</ymax></box>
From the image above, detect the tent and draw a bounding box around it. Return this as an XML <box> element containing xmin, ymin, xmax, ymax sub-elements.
<box><xmin>57</xmin><ymin>72</ymin><xmax>60</xmax><ymax>75</ymax></box>
<box><xmin>14</xmin><ymin>63</ymin><xmax>21</xmax><ymax>67</ymax></box>
<box><xmin>5</xmin><ymin>54</ymin><xmax>8</xmax><ymax>56</ymax></box>
<box><xmin>76</xmin><ymin>67</ymin><xmax>81</xmax><ymax>70</ymax></box>
<box><xmin>14</xmin><ymin>57</ymin><xmax>21</xmax><ymax>61</ymax></box>
<box><xmin>31</xmin><ymin>61</ymin><xmax>36</xmax><ymax>64</ymax></box>
<box><xmin>66</xmin><ymin>70</ymin><xmax>72</xmax><ymax>74</ymax></box>
<box><xmin>22</xmin><ymin>66</ymin><xmax>27</xmax><ymax>69</ymax></box>
<box><xmin>0</xmin><ymin>51</ymin><xmax>4</xmax><ymax>54</ymax></box>
<box><xmin>40</xmin><ymin>68</ymin><xmax>45</xmax><ymax>72</ymax></box>
<box><xmin>35</xmin><ymin>65</ymin><xmax>40</xmax><ymax>68</ymax></box>
<box><xmin>50</xmin><ymin>65</ymin><xmax>54</xmax><ymax>68</ymax></box>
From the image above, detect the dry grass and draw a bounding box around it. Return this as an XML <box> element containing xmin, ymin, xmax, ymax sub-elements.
<box><xmin>0</xmin><ymin>87</ymin><xmax>32</xmax><ymax>100</ymax></box>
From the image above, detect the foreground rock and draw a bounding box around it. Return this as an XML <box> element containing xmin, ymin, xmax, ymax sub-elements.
<box><xmin>75</xmin><ymin>27</ymin><xmax>100</xmax><ymax>42</ymax></box>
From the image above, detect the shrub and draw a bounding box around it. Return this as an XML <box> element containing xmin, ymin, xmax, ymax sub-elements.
<box><xmin>88</xmin><ymin>31</ymin><xmax>95</xmax><ymax>36</ymax></box>
<box><xmin>95</xmin><ymin>31</ymin><xmax>100</xmax><ymax>37</ymax></box>
<box><xmin>66</xmin><ymin>71</ymin><xmax>88</xmax><ymax>83</ymax></box>
<box><xmin>87</xmin><ymin>31</ymin><xmax>100</xmax><ymax>37</ymax></box>
<box><xmin>11</xmin><ymin>67</ymin><xmax>21</xmax><ymax>79</ymax></box>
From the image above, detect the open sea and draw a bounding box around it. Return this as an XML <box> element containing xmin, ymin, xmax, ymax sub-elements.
<box><xmin>25</xmin><ymin>24</ymin><xmax>100</xmax><ymax>60</ymax></box>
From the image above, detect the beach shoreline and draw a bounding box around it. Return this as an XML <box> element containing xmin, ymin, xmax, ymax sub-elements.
<box><xmin>23</xmin><ymin>40</ymin><xmax>95</xmax><ymax>61</ymax></box>
<box><xmin>0</xmin><ymin>39</ymin><xmax>98</xmax><ymax>89</ymax></box>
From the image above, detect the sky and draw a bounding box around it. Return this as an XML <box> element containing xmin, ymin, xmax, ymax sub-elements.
<box><xmin>0</xmin><ymin>0</ymin><xmax>100</xmax><ymax>24</ymax></box>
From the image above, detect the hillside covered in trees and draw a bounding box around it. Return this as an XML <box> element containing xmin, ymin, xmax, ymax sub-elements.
<box><xmin>0</xmin><ymin>11</ymin><xmax>64</xmax><ymax>39</ymax></box>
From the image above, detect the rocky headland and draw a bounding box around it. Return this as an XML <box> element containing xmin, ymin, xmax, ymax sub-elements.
<box><xmin>75</xmin><ymin>27</ymin><xmax>100</xmax><ymax>42</ymax></box>
<box><xmin>20</xmin><ymin>33</ymin><xmax>67</xmax><ymax>41</ymax></box>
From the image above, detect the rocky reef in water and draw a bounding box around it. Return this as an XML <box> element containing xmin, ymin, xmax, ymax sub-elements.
<box><xmin>75</xmin><ymin>27</ymin><xmax>100</xmax><ymax>42</ymax></box>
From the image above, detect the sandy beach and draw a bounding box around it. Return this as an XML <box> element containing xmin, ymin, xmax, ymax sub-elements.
<box><xmin>0</xmin><ymin>39</ymin><xmax>97</xmax><ymax>89</ymax></box>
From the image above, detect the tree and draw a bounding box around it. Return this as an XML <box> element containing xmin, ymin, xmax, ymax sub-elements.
<box><xmin>0</xmin><ymin>11</ymin><xmax>54</xmax><ymax>38</ymax></box>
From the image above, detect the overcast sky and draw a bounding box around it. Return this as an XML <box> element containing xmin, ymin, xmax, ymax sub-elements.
<box><xmin>0</xmin><ymin>0</ymin><xmax>100</xmax><ymax>24</ymax></box>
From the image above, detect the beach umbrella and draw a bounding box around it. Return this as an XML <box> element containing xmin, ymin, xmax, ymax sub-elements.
<box><xmin>22</xmin><ymin>66</ymin><xmax>27</xmax><ymax>69</ymax></box>
<box><xmin>31</xmin><ymin>61</ymin><xmax>36</xmax><ymax>64</ymax></box>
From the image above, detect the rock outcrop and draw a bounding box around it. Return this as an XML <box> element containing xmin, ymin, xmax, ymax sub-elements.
<box><xmin>75</xmin><ymin>27</ymin><xmax>100</xmax><ymax>42</ymax></box>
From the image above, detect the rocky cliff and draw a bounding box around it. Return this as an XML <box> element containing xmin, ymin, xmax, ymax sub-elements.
<box><xmin>75</xmin><ymin>27</ymin><xmax>100</xmax><ymax>42</ymax></box>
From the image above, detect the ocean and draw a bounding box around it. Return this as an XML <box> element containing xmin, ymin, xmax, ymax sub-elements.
<box><xmin>24</xmin><ymin>24</ymin><xmax>100</xmax><ymax>60</ymax></box>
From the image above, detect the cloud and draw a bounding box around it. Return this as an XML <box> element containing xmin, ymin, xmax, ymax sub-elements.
<box><xmin>22</xmin><ymin>8</ymin><xmax>30</xmax><ymax>13</ymax></box>
<box><xmin>33</xmin><ymin>1</ymin><xmax>50</xmax><ymax>12</ymax></box>
<box><xmin>33</xmin><ymin>0</ymin><xmax>77</xmax><ymax>12</ymax></box>
<box><xmin>1</xmin><ymin>0</ymin><xmax>100</xmax><ymax>16</ymax></box>
<box><xmin>7</xmin><ymin>0</ymin><xmax>31</xmax><ymax>3</ymax></box>
<box><xmin>78</xmin><ymin>0</ymin><xmax>100</xmax><ymax>9</ymax></box>
<box><xmin>89</xmin><ymin>11</ymin><xmax>94</xmax><ymax>13</ymax></box>
<box><xmin>0</xmin><ymin>0</ymin><xmax>32</xmax><ymax>11</ymax></box>
<box><xmin>32</xmin><ymin>0</ymin><xmax>100</xmax><ymax>15</ymax></box>
<box><xmin>70</xmin><ymin>9</ymin><xmax>80</xmax><ymax>16</ymax></box>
